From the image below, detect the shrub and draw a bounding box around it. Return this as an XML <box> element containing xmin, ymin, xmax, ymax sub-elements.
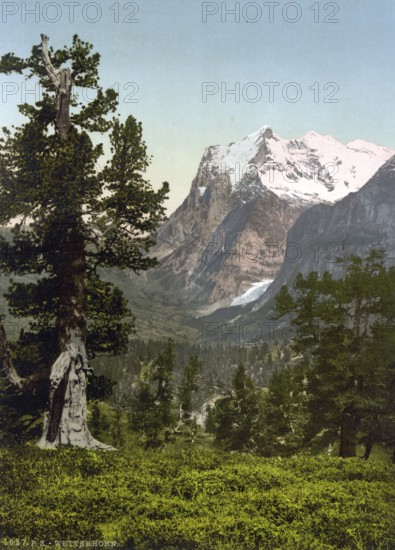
<box><xmin>0</xmin><ymin>447</ymin><xmax>394</xmax><ymax>549</ymax></box>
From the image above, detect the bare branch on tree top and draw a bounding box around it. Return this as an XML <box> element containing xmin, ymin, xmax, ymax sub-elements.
<box><xmin>40</xmin><ymin>34</ymin><xmax>60</xmax><ymax>87</ymax></box>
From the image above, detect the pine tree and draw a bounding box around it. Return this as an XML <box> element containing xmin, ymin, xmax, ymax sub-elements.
<box><xmin>254</xmin><ymin>363</ymin><xmax>309</xmax><ymax>456</ymax></box>
<box><xmin>273</xmin><ymin>250</ymin><xmax>395</xmax><ymax>458</ymax></box>
<box><xmin>211</xmin><ymin>362</ymin><xmax>261</xmax><ymax>450</ymax></box>
<box><xmin>129</xmin><ymin>339</ymin><xmax>176</xmax><ymax>446</ymax></box>
<box><xmin>177</xmin><ymin>355</ymin><xmax>202</xmax><ymax>425</ymax></box>
<box><xmin>0</xmin><ymin>35</ymin><xmax>168</xmax><ymax>449</ymax></box>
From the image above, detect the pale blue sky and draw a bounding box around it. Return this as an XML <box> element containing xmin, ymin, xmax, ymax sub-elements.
<box><xmin>0</xmin><ymin>0</ymin><xmax>394</xmax><ymax>212</ymax></box>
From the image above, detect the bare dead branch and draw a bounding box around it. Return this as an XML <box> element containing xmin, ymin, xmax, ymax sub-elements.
<box><xmin>40</xmin><ymin>34</ymin><xmax>72</xmax><ymax>140</ymax></box>
<box><xmin>40</xmin><ymin>34</ymin><xmax>60</xmax><ymax>86</ymax></box>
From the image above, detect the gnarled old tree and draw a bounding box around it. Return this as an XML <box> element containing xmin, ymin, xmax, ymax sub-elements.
<box><xmin>0</xmin><ymin>35</ymin><xmax>168</xmax><ymax>448</ymax></box>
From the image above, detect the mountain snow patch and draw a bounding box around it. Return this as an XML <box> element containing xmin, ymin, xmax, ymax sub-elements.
<box><xmin>231</xmin><ymin>279</ymin><xmax>273</xmax><ymax>306</ymax></box>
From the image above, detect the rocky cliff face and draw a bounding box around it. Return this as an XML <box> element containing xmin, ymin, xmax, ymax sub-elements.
<box><xmin>253</xmin><ymin>154</ymin><xmax>395</xmax><ymax>311</ymax></box>
<box><xmin>151</xmin><ymin>126</ymin><xmax>394</xmax><ymax>308</ymax></box>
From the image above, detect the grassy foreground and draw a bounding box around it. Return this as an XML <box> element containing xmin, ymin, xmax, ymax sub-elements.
<box><xmin>0</xmin><ymin>447</ymin><xmax>394</xmax><ymax>549</ymax></box>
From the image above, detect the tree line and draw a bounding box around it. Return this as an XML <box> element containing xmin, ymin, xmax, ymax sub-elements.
<box><xmin>208</xmin><ymin>251</ymin><xmax>395</xmax><ymax>460</ymax></box>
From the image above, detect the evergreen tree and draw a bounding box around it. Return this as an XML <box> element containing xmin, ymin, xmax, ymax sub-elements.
<box><xmin>273</xmin><ymin>250</ymin><xmax>395</xmax><ymax>458</ymax></box>
<box><xmin>254</xmin><ymin>364</ymin><xmax>309</xmax><ymax>457</ymax></box>
<box><xmin>211</xmin><ymin>362</ymin><xmax>261</xmax><ymax>451</ymax></box>
<box><xmin>90</xmin><ymin>402</ymin><xmax>101</xmax><ymax>438</ymax></box>
<box><xmin>129</xmin><ymin>339</ymin><xmax>176</xmax><ymax>446</ymax></box>
<box><xmin>0</xmin><ymin>35</ymin><xmax>168</xmax><ymax>448</ymax></box>
<box><xmin>177</xmin><ymin>355</ymin><xmax>202</xmax><ymax>425</ymax></box>
<box><xmin>204</xmin><ymin>404</ymin><xmax>216</xmax><ymax>435</ymax></box>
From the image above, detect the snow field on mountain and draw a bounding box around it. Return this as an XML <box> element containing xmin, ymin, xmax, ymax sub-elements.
<box><xmin>202</xmin><ymin>127</ymin><xmax>394</xmax><ymax>204</ymax></box>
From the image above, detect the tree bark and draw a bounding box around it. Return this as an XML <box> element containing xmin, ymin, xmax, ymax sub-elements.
<box><xmin>362</xmin><ymin>430</ymin><xmax>374</xmax><ymax>460</ymax></box>
<box><xmin>38</xmin><ymin>34</ymin><xmax>112</xmax><ymax>449</ymax></box>
<box><xmin>2</xmin><ymin>35</ymin><xmax>113</xmax><ymax>450</ymax></box>
<box><xmin>339</xmin><ymin>407</ymin><xmax>357</xmax><ymax>458</ymax></box>
<box><xmin>361</xmin><ymin>415</ymin><xmax>377</xmax><ymax>460</ymax></box>
<box><xmin>41</xmin><ymin>34</ymin><xmax>72</xmax><ymax>141</ymax></box>
<box><xmin>38</xmin><ymin>231</ymin><xmax>114</xmax><ymax>449</ymax></box>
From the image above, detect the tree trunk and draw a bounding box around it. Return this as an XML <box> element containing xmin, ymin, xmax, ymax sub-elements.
<box><xmin>38</xmin><ymin>231</ymin><xmax>113</xmax><ymax>450</ymax></box>
<box><xmin>55</xmin><ymin>68</ymin><xmax>72</xmax><ymax>140</ymax></box>
<box><xmin>362</xmin><ymin>431</ymin><xmax>374</xmax><ymax>460</ymax></box>
<box><xmin>339</xmin><ymin>407</ymin><xmax>357</xmax><ymax>458</ymax></box>
<box><xmin>361</xmin><ymin>415</ymin><xmax>377</xmax><ymax>460</ymax></box>
<box><xmin>39</xmin><ymin>36</ymin><xmax>110</xmax><ymax>448</ymax></box>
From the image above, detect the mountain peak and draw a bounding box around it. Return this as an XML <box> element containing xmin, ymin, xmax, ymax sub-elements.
<box><xmin>302</xmin><ymin>130</ymin><xmax>320</xmax><ymax>139</ymax></box>
<box><xmin>257</xmin><ymin>125</ymin><xmax>274</xmax><ymax>139</ymax></box>
<box><xmin>239</xmin><ymin>125</ymin><xmax>275</xmax><ymax>145</ymax></box>
<box><xmin>200</xmin><ymin>126</ymin><xmax>394</xmax><ymax>205</ymax></box>
<box><xmin>152</xmin><ymin>126</ymin><xmax>394</xmax><ymax>311</ymax></box>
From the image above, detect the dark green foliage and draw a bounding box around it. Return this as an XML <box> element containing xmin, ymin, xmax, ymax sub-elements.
<box><xmin>87</xmin><ymin>374</ymin><xmax>116</xmax><ymax>402</ymax></box>
<box><xmin>0</xmin><ymin>374</ymin><xmax>44</xmax><ymax>446</ymax></box>
<box><xmin>0</xmin><ymin>329</ymin><xmax>52</xmax><ymax>446</ymax></box>
<box><xmin>86</xmin><ymin>278</ymin><xmax>134</xmax><ymax>359</ymax></box>
<box><xmin>0</xmin><ymin>447</ymin><xmax>394</xmax><ymax>549</ymax></box>
<box><xmin>89</xmin><ymin>401</ymin><xmax>110</xmax><ymax>440</ymax></box>
<box><xmin>177</xmin><ymin>355</ymin><xmax>202</xmax><ymax>424</ymax></box>
<box><xmin>109</xmin><ymin>338</ymin><xmax>279</xmax><ymax>393</ymax></box>
<box><xmin>254</xmin><ymin>363</ymin><xmax>310</xmax><ymax>457</ymax></box>
<box><xmin>0</xmin><ymin>35</ymin><xmax>168</xmax><ymax>442</ymax></box>
<box><xmin>273</xmin><ymin>250</ymin><xmax>395</xmax><ymax>457</ymax></box>
<box><xmin>204</xmin><ymin>404</ymin><xmax>216</xmax><ymax>434</ymax></box>
<box><xmin>129</xmin><ymin>339</ymin><xmax>176</xmax><ymax>446</ymax></box>
<box><xmin>210</xmin><ymin>362</ymin><xmax>262</xmax><ymax>451</ymax></box>
<box><xmin>4</xmin><ymin>275</ymin><xmax>134</xmax><ymax>360</ymax></box>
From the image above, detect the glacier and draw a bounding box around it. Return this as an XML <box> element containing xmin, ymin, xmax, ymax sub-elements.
<box><xmin>231</xmin><ymin>279</ymin><xmax>274</xmax><ymax>307</ymax></box>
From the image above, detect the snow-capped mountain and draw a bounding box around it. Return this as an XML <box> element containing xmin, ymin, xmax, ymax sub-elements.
<box><xmin>201</xmin><ymin>126</ymin><xmax>393</xmax><ymax>205</ymax></box>
<box><xmin>150</xmin><ymin>126</ymin><xmax>394</xmax><ymax>308</ymax></box>
<box><xmin>251</xmin><ymin>153</ymin><xmax>395</xmax><ymax>313</ymax></box>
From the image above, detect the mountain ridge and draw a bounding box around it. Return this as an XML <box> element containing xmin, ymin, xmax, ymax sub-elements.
<box><xmin>151</xmin><ymin>125</ymin><xmax>394</xmax><ymax>306</ymax></box>
<box><xmin>250</xmin><ymin>153</ymin><xmax>395</xmax><ymax>312</ymax></box>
